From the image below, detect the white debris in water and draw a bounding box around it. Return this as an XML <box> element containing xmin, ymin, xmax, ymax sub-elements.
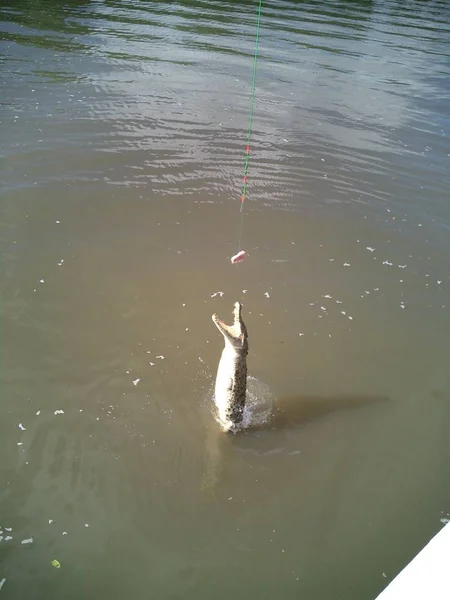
<box><xmin>398</xmin><ymin>265</ymin><xmax>407</xmax><ymax>268</ymax></box>
<box><xmin>348</xmin><ymin>316</ymin><xmax>353</xmax><ymax>320</ymax></box>
<box><xmin>56</xmin><ymin>220</ymin><xmax>60</xmax><ymax>224</ymax></box>
<box><xmin>383</xmin><ymin>261</ymin><xmax>393</xmax><ymax>266</ymax></box>
<box><xmin>85</xmin><ymin>524</ymin><xmax>89</xmax><ymax>528</ymax></box>
<box><xmin>437</xmin><ymin>280</ymin><xmax>442</xmax><ymax>285</ymax></box>
<box><xmin>156</xmin><ymin>355</ymin><xmax>164</xmax><ymax>360</ymax></box>
<box><xmin>4</xmin><ymin>528</ymin><xmax>12</xmax><ymax>532</ymax></box>
<box><xmin>343</xmin><ymin>263</ymin><xmax>350</xmax><ymax>267</ymax></box>
<box><xmin>299</xmin><ymin>333</ymin><xmax>304</xmax><ymax>336</ymax></box>
<box><xmin>57</xmin><ymin>259</ymin><xmax>64</xmax><ymax>266</ymax></box>
<box><xmin>36</xmin><ymin>411</ymin><xmax>40</xmax><ymax>416</ymax></box>
<box><xmin>324</xmin><ymin>294</ymin><xmax>332</xmax><ymax>299</ymax></box>
<box><xmin>148</xmin><ymin>362</ymin><xmax>155</xmax><ymax>366</ymax></box>
<box><xmin>441</xmin><ymin>518</ymin><xmax>450</xmax><ymax>525</ymax></box>
<box><xmin>341</xmin><ymin>311</ymin><xmax>347</xmax><ymax>316</ymax></box>
<box><xmin>242</xmin><ymin>290</ymin><xmax>248</xmax><ymax>294</ymax></box>
<box><xmin>366</xmin><ymin>247</ymin><xmax>376</xmax><ymax>252</ymax></box>
<box><xmin>17</xmin><ymin>443</ymin><xmax>23</xmax><ymax>446</ymax></box>
<box><xmin>264</xmin><ymin>292</ymin><xmax>270</xmax><ymax>298</ymax></box>
<box><xmin>382</xmin><ymin>573</ymin><xmax>388</xmax><ymax>579</ymax></box>
<box><xmin>132</xmin><ymin>379</ymin><xmax>140</xmax><ymax>386</ymax></box>
<box><xmin>336</xmin><ymin>300</ymin><xmax>343</xmax><ymax>304</ymax></box>
<box><xmin>49</xmin><ymin>519</ymin><xmax>53</xmax><ymax>524</ymax></box>
<box><xmin>54</xmin><ymin>410</ymin><xmax>64</xmax><ymax>415</ymax></box>
<box><xmin>4</xmin><ymin>536</ymin><xmax>12</xmax><ymax>541</ymax></box>
<box><xmin>18</xmin><ymin>423</ymin><xmax>26</xmax><ymax>431</ymax></box>
<box><xmin>182</xmin><ymin>303</ymin><xmax>186</xmax><ymax>307</ymax></box>
<box><xmin>210</xmin><ymin>291</ymin><xmax>224</xmax><ymax>298</ymax></box>
<box><xmin>328</xmin><ymin>258</ymin><xmax>335</xmax><ymax>262</ymax></box>
<box><xmin>320</xmin><ymin>307</ymin><xmax>326</xmax><ymax>312</ymax></box>
<box><xmin>21</xmin><ymin>538</ymin><xmax>33</xmax><ymax>545</ymax></box>
<box><xmin>62</xmin><ymin>531</ymin><xmax>67</xmax><ymax>535</ymax></box>
<box><xmin>39</xmin><ymin>279</ymin><xmax>45</xmax><ymax>283</ymax></box>
<box><xmin>0</xmin><ymin>578</ymin><xmax>6</xmax><ymax>591</ymax></box>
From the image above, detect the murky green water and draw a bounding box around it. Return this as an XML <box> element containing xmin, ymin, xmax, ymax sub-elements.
<box><xmin>1</xmin><ymin>0</ymin><xmax>450</xmax><ymax>598</ymax></box>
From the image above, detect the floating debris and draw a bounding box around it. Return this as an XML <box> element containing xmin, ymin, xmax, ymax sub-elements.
<box><xmin>18</xmin><ymin>423</ymin><xmax>26</xmax><ymax>431</ymax></box>
<box><xmin>21</xmin><ymin>538</ymin><xmax>33</xmax><ymax>545</ymax></box>
<box><xmin>132</xmin><ymin>379</ymin><xmax>140</xmax><ymax>386</ymax></box>
<box><xmin>54</xmin><ymin>410</ymin><xmax>64</xmax><ymax>415</ymax></box>
<box><xmin>51</xmin><ymin>559</ymin><xmax>61</xmax><ymax>569</ymax></box>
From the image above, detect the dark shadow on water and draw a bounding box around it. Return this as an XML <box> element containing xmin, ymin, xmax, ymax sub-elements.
<box><xmin>265</xmin><ymin>393</ymin><xmax>390</xmax><ymax>431</ymax></box>
<box><xmin>201</xmin><ymin>392</ymin><xmax>389</xmax><ymax>494</ymax></box>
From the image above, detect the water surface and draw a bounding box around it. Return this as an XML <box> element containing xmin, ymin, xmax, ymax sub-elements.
<box><xmin>1</xmin><ymin>0</ymin><xmax>450</xmax><ymax>598</ymax></box>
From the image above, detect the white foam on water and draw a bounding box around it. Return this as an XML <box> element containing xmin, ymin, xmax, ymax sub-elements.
<box><xmin>54</xmin><ymin>410</ymin><xmax>64</xmax><ymax>415</ymax></box>
<box><xmin>21</xmin><ymin>538</ymin><xmax>33</xmax><ymax>545</ymax></box>
<box><xmin>240</xmin><ymin>377</ymin><xmax>275</xmax><ymax>430</ymax></box>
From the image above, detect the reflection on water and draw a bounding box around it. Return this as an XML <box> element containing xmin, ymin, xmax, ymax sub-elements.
<box><xmin>1</xmin><ymin>0</ymin><xmax>450</xmax><ymax>598</ymax></box>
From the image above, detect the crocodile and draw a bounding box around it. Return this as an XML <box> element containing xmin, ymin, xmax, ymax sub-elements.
<box><xmin>212</xmin><ymin>302</ymin><xmax>248</xmax><ymax>432</ymax></box>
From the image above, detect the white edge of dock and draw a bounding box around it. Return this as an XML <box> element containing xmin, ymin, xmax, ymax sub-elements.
<box><xmin>376</xmin><ymin>522</ymin><xmax>450</xmax><ymax>600</ymax></box>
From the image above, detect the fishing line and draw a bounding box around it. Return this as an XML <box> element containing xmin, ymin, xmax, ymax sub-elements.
<box><xmin>231</xmin><ymin>0</ymin><xmax>263</xmax><ymax>265</ymax></box>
